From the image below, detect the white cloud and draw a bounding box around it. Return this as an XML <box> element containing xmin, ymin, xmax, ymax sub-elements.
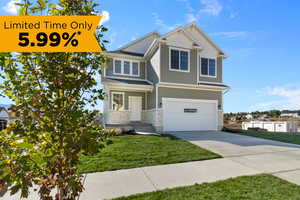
<box><xmin>108</xmin><ymin>32</ymin><xmax>117</xmax><ymax>48</ymax></box>
<box><xmin>177</xmin><ymin>0</ymin><xmax>198</xmax><ymax>23</ymax></box>
<box><xmin>152</xmin><ymin>12</ymin><xmax>180</xmax><ymax>31</ymax></box>
<box><xmin>186</xmin><ymin>13</ymin><xmax>197</xmax><ymax>23</ymax></box>
<box><xmin>176</xmin><ymin>0</ymin><xmax>194</xmax><ymax>12</ymax></box>
<box><xmin>210</xmin><ymin>31</ymin><xmax>248</xmax><ymax>38</ymax></box>
<box><xmin>99</xmin><ymin>10</ymin><xmax>110</xmax><ymax>26</ymax></box>
<box><xmin>199</xmin><ymin>0</ymin><xmax>223</xmax><ymax>16</ymax></box>
<box><xmin>3</xmin><ymin>0</ymin><xmax>20</xmax><ymax>15</ymax></box>
<box><xmin>250</xmin><ymin>84</ymin><xmax>300</xmax><ymax>111</ymax></box>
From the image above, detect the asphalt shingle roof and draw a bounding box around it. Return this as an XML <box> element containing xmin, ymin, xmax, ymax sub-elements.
<box><xmin>108</xmin><ymin>50</ymin><xmax>144</xmax><ymax>57</ymax></box>
<box><xmin>104</xmin><ymin>78</ymin><xmax>151</xmax><ymax>85</ymax></box>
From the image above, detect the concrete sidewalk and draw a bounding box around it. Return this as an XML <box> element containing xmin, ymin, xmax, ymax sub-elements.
<box><xmin>1</xmin><ymin>158</ymin><xmax>259</xmax><ymax>200</ymax></box>
<box><xmin>80</xmin><ymin>158</ymin><xmax>259</xmax><ymax>200</ymax></box>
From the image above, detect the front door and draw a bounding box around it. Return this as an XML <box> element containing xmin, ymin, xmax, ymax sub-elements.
<box><xmin>129</xmin><ymin>96</ymin><xmax>142</xmax><ymax>121</ymax></box>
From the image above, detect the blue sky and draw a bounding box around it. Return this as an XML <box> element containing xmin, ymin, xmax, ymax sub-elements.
<box><xmin>1</xmin><ymin>0</ymin><xmax>300</xmax><ymax>113</ymax></box>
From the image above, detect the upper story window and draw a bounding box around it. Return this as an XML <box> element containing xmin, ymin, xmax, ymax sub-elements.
<box><xmin>169</xmin><ymin>48</ymin><xmax>190</xmax><ymax>72</ymax></box>
<box><xmin>200</xmin><ymin>57</ymin><xmax>216</xmax><ymax>77</ymax></box>
<box><xmin>113</xmin><ymin>59</ymin><xmax>140</xmax><ymax>76</ymax></box>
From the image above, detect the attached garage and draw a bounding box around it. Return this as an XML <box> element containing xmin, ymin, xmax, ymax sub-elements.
<box><xmin>162</xmin><ymin>98</ymin><xmax>218</xmax><ymax>132</ymax></box>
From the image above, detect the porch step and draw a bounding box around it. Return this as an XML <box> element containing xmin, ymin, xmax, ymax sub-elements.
<box><xmin>106</xmin><ymin>122</ymin><xmax>156</xmax><ymax>134</ymax></box>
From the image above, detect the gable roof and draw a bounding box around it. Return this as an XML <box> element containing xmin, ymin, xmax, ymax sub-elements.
<box><xmin>107</xmin><ymin>22</ymin><xmax>228</xmax><ymax>59</ymax></box>
<box><xmin>0</xmin><ymin>107</ymin><xmax>9</xmax><ymax>118</ymax></box>
<box><xmin>159</xmin><ymin>26</ymin><xmax>201</xmax><ymax>47</ymax></box>
<box><xmin>186</xmin><ymin>22</ymin><xmax>227</xmax><ymax>57</ymax></box>
<box><xmin>117</xmin><ymin>31</ymin><xmax>160</xmax><ymax>52</ymax></box>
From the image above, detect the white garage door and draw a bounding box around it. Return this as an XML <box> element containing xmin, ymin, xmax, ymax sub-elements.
<box><xmin>163</xmin><ymin>98</ymin><xmax>218</xmax><ymax>132</ymax></box>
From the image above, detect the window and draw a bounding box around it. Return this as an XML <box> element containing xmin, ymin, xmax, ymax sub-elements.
<box><xmin>124</xmin><ymin>61</ymin><xmax>130</xmax><ymax>75</ymax></box>
<box><xmin>111</xmin><ymin>92</ymin><xmax>124</xmax><ymax>111</ymax></box>
<box><xmin>132</xmin><ymin>62</ymin><xmax>139</xmax><ymax>76</ymax></box>
<box><xmin>113</xmin><ymin>59</ymin><xmax>140</xmax><ymax>76</ymax></box>
<box><xmin>170</xmin><ymin>48</ymin><xmax>189</xmax><ymax>72</ymax></box>
<box><xmin>200</xmin><ymin>58</ymin><xmax>216</xmax><ymax>77</ymax></box>
<box><xmin>180</xmin><ymin>51</ymin><xmax>189</xmax><ymax>71</ymax></box>
<box><xmin>114</xmin><ymin>60</ymin><xmax>122</xmax><ymax>74</ymax></box>
<box><xmin>170</xmin><ymin>50</ymin><xmax>179</xmax><ymax>70</ymax></box>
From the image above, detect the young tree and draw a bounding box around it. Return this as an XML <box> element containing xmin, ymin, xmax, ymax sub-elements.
<box><xmin>0</xmin><ymin>0</ymin><xmax>109</xmax><ymax>199</ymax></box>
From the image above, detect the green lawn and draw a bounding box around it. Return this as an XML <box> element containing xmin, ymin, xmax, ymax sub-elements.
<box><xmin>224</xmin><ymin>128</ymin><xmax>300</xmax><ymax>145</ymax></box>
<box><xmin>78</xmin><ymin>134</ymin><xmax>221</xmax><ymax>173</ymax></box>
<box><xmin>114</xmin><ymin>174</ymin><xmax>300</xmax><ymax>200</ymax></box>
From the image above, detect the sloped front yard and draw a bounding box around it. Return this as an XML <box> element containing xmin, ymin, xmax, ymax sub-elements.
<box><xmin>78</xmin><ymin>134</ymin><xmax>221</xmax><ymax>173</ymax></box>
<box><xmin>114</xmin><ymin>174</ymin><xmax>300</xmax><ymax>200</ymax></box>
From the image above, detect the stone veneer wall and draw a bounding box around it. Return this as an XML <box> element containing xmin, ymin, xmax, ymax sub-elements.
<box><xmin>142</xmin><ymin>109</ymin><xmax>163</xmax><ymax>132</ymax></box>
<box><xmin>218</xmin><ymin>110</ymin><xmax>223</xmax><ymax>131</ymax></box>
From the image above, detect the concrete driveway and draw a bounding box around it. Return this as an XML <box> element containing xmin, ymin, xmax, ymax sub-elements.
<box><xmin>171</xmin><ymin>131</ymin><xmax>300</xmax><ymax>184</ymax></box>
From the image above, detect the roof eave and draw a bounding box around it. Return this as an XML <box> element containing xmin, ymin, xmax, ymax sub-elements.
<box><xmin>104</xmin><ymin>81</ymin><xmax>153</xmax><ymax>92</ymax></box>
<box><xmin>158</xmin><ymin>82</ymin><xmax>230</xmax><ymax>91</ymax></box>
<box><xmin>103</xmin><ymin>52</ymin><xmax>145</xmax><ymax>60</ymax></box>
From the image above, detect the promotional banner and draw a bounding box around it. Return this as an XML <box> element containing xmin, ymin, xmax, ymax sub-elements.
<box><xmin>0</xmin><ymin>16</ymin><xmax>102</xmax><ymax>52</ymax></box>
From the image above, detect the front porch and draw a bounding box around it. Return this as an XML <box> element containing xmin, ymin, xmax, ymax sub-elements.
<box><xmin>105</xmin><ymin>109</ymin><xmax>163</xmax><ymax>132</ymax></box>
<box><xmin>102</xmin><ymin>77</ymin><xmax>163</xmax><ymax>131</ymax></box>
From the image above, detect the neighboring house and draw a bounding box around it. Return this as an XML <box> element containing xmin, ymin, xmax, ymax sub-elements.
<box><xmin>245</xmin><ymin>114</ymin><xmax>253</xmax><ymax>119</ymax></box>
<box><xmin>258</xmin><ymin>114</ymin><xmax>268</xmax><ymax>119</ymax></box>
<box><xmin>230</xmin><ymin>116</ymin><xmax>237</xmax><ymax>121</ymax></box>
<box><xmin>281</xmin><ymin>113</ymin><xmax>300</xmax><ymax>118</ymax></box>
<box><xmin>0</xmin><ymin>107</ymin><xmax>9</xmax><ymax>131</ymax></box>
<box><xmin>101</xmin><ymin>23</ymin><xmax>230</xmax><ymax>132</ymax></box>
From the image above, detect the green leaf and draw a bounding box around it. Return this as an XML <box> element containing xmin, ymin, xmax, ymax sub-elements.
<box><xmin>49</xmin><ymin>3</ymin><xmax>56</xmax><ymax>9</ymax></box>
<box><xmin>18</xmin><ymin>7</ymin><xmax>27</xmax><ymax>16</ymax></box>
<box><xmin>37</xmin><ymin>0</ymin><xmax>46</xmax><ymax>7</ymax></box>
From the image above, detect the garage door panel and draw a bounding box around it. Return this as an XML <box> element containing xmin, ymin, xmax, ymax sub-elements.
<box><xmin>163</xmin><ymin>98</ymin><xmax>217</xmax><ymax>132</ymax></box>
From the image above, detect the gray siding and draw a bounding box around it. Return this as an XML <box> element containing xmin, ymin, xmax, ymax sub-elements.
<box><xmin>146</xmin><ymin>60</ymin><xmax>159</xmax><ymax>84</ymax></box>
<box><xmin>198</xmin><ymin>57</ymin><xmax>223</xmax><ymax>83</ymax></box>
<box><xmin>147</xmin><ymin>86</ymin><xmax>156</xmax><ymax>110</ymax></box>
<box><xmin>158</xmin><ymin>87</ymin><xmax>222</xmax><ymax>109</ymax></box>
<box><xmin>160</xmin><ymin>44</ymin><xmax>198</xmax><ymax>84</ymax></box>
<box><xmin>110</xmin><ymin>91</ymin><xmax>146</xmax><ymax>110</ymax></box>
<box><xmin>105</xmin><ymin>59</ymin><xmax>146</xmax><ymax>79</ymax></box>
<box><xmin>160</xmin><ymin>44</ymin><xmax>223</xmax><ymax>84</ymax></box>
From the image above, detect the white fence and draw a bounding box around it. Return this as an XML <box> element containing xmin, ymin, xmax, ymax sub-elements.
<box><xmin>242</xmin><ymin>121</ymin><xmax>298</xmax><ymax>133</ymax></box>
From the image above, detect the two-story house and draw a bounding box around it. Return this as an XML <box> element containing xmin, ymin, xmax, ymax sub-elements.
<box><xmin>102</xmin><ymin>23</ymin><xmax>229</xmax><ymax>133</ymax></box>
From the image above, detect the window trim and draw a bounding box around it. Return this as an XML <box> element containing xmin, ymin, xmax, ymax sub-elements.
<box><xmin>169</xmin><ymin>47</ymin><xmax>190</xmax><ymax>73</ymax></box>
<box><xmin>199</xmin><ymin>57</ymin><xmax>217</xmax><ymax>78</ymax></box>
<box><xmin>111</xmin><ymin>92</ymin><xmax>125</xmax><ymax>111</ymax></box>
<box><xmin>123</xmin><ymin>60</ymin><xmax>131</xmax><ymax>75</ymax></box>
<box><xmin>131</xmin><ymin>61</ymin><xmax>140</xmax><ymax>76</ymax></box>
<box><xmin>113</xmin><ymin>59</ymin><xmax>122</xmax><ymax>75</ymax></box>
<box><xmin>113</xmin><ymin>59</ymin><xmax>140</xmax><ymax>77</ymax></box>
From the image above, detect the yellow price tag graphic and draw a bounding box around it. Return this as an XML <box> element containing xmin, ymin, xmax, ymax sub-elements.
<box><xmin>0</xmin><ymin>16</ymin><xmax>102</xmax><ymax>52</ymax></box>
